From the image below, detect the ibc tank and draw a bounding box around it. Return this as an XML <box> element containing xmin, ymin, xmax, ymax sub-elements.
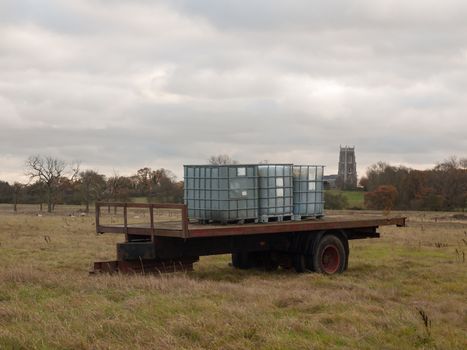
<box><xmin>292</xmin><ymin>165</ymin><xmax>325</xmax><ymax>219</ymax></box>
<box><xmin>184</xmin><ymin>165</ymin><xmax>258</xmax><ymax>223</ymax></box>
<box><xmin>258</xmin><ymin>164</ymin><xmax>293</xmax><ymax>222</ymax></box>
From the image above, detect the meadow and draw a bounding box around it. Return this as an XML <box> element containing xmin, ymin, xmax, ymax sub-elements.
<box><xmin>0</xmin><ymin>204</ymin><xmax>466</xmax><ymax>349</ymax></box>
<box><xmin>326</xmin><ymin>190</ymin><xmax>365</xmax><ymax>209</ymax></box>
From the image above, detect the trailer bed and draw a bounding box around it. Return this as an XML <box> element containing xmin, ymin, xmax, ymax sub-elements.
<box><xmin>96</xmin><ymin>203</ymin><xmax>405</xmax><ymax>239</ymax></box>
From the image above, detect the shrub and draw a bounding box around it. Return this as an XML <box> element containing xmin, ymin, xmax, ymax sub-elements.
<box><xmin>324</xmin><ymin>191</ymin><xmax>349</xmax><ymax>210</ymax></box>
<box><xmin>364</xmin><ymin>185</ymin><xmax>398</xmax><ymax>210</ymax></box>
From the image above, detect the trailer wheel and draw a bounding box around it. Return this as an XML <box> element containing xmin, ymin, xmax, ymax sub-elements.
<box><xmin>312</xmin><ymin>234</ymin><xmax>346</xmax><ymax>274</ymax></box>
<box><xmin>231</xmin><ymin>252</ymin><xmax>252</xmax><ymax>269</ymax></box>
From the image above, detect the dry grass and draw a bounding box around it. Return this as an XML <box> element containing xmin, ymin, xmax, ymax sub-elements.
<box><xmin>0</xmin><ymin>205</ymin><xmax>466</xmax><ymax>349</ymax></box>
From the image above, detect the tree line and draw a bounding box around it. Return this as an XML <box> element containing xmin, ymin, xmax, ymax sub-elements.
<box><xmin>0</xmin><ymin>155</ymin><xmax>184</xmax><ymax>213</ymax></box>
<box><xmin>360</xmin><ymin>157</ymin><xmax>467</xmax><ymax>211</ymax></box>
<box><xmin>2</xmin><ymin>154</ymin><xmax>465</xmax><ymax>213</ymax></box>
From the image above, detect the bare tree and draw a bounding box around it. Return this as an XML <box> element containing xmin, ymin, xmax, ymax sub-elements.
<box><xmin>25</xmin><ymin>155</ymin><xmax>67</xmax><ymax>213</ymax></box>
<box><xmin>208</xmin><ymin>154</ymin><xmax>238</xmax><ymax>165</ymax></box>
<box><xmin>459</xmin><ymin>157</ymin><xmax>467</xmax><ymax>169</ymax></box>
<box><xmin>70</xmin><ymin>161</ymin><xmax>81</xmax><ymax>182</ymax></box>
<box><xmin>435</xmin><ymin>156</ymin><xmax>463</xmax><ymax>171</ymax></box>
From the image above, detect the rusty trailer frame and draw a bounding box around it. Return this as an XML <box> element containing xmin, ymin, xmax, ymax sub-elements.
<box><xmin>93</xmin><ymin>202</ymin><xmax>406</xmax><ymax>274</ymax></box>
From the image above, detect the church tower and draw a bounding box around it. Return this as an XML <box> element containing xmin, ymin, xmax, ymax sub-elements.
<box><xmin>337</xmin><ymin>146</ymin><xmax>357</xmax><ymax>189</ymax></box>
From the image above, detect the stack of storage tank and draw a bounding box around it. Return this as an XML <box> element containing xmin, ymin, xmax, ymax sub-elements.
<box><xmin>184</xmin><ymin>165</ymin><xmax>258</xmax><ymax>224</ymax></box>
<box><xmin>258</xmin><ymin>164</ymin><xmax>293</xmax><ymax>223</ymax></box>
<box><xmin>292</xmin><ymin>165</ymin><xmax>325</xmax><ymax>220</ymax></box>
<box><xmin>184</xmin><ymin>163</ymin><xmax>324</xmax><ymax>224</ymax></box>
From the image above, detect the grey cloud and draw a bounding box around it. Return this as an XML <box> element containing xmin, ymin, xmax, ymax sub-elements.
<box><xmin>168</xmin><ymin>0</ymin><xmax>467</xmax><ymax>31</ymax></box>
<box><xmin>0</xmin><ymin>0</ymin><xmax>466</xmax><ymax>182</ymax></box>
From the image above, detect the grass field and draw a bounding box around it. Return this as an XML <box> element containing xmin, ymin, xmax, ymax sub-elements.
<box><xmin>327</xmin><ymin>190</ymin><xmax>365</xmax><ymax>209</ymax></box>
<box><xmin>0</xmin><ymin>205</ymin><xmax>466</xmax><ymax>349</ymax></box>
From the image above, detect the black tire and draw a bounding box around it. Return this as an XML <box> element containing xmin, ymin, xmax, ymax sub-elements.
<box><xmin>293</xmin><ymin>233</ymin><xmax>315</xmax><ymax>273</ymax></box>
<box><xmin>312</xmin><ymin>234</ymin><xmax>346</xmax><ymax>274</ymax></box>
<box><xmin>231</xmin><ymin>252</ymin><xmax>252</xmax><ymax>269</ymax></box>
<box><xmin>278</xmin><ymin>254</ymin><xmax>293</xmax><ymax>270</ymax></box>
<box><xmin>262</xmin><ymin>252</ymin><xmax>279</xmax><ymax>271</ymax></box>
<box><xmin>343</xmin><ymin>238</ymin><xmax>349</xmax><ymax>271</ymax></box>
<box><xmin>293</xmin><ymin>254</ymin><xmax>311</xmax><ymax>273</ymax></box>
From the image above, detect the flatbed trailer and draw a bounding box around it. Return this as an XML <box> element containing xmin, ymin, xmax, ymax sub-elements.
<box><xmin>93</xmin><ymin>202</ymin><xmax>406</xmax><ymax>275</ymax></box>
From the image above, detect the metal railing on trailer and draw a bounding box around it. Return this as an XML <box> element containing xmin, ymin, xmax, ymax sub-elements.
<box><xmin>95</xmin><ymin>202</ymin><xmax>189</xmax><ymax>240</ymax></box>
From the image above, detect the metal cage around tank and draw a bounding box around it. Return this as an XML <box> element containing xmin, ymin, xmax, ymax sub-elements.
<box><xmin>184</xmin><ymin>165</ymin><xmax>259</xmax><ymax>223</ymax></box>
<box><xmin>258</xmin><ymin>164</ymin><xmax>294</xmax><ymax>222</ymax></box>
<box><xmin>292</xmin><ymin>165</ymin><xmax>325</xmax><ymax>220</ymax></box>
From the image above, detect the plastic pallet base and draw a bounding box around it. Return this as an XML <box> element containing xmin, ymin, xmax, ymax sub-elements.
<box><xmin>259</xmin><ymin>215</ymin><xmax>293</xmax><ymax>223</ymax></box>
<box><xmin>292</xmin><ymin>214</ymin><xmax>324</xmax><ymax>221</ymax></box>
<box><xmin>198</xmin><ymin>218</ymin><xmax>259</xmax><ymax>225</ymax></box>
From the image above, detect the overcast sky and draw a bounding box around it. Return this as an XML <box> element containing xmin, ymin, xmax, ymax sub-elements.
<box><xmin>1</xmin><ymin>0</ymin><xmax>466</xmax><ymax>182</ymax></box>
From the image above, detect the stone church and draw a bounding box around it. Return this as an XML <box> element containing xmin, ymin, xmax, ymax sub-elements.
<box><xmin>337</xmin><ymin>146</ymin><xmax>357</xmax><ymax>189</ymax></box>
<box><xmin>323</xmin><ymin>146</ymin><xmax>358</xmax><ymax>190</ymax></box>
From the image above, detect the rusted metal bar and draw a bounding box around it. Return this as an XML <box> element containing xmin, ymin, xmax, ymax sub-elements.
<box><xmin>95</xmin><ymin>202</ymin><xmax>100</xmax><ymax>234</ymax></box>
<box><xmin>182</xmin><ymin>205</ymin><xmax>189</xmax><ymax>239</ymax></box>
<box><xmin>149</xmin><ymin>205</ymin><xmax>155</xmax><ymax>242</ymax></box>
<box><xmin>96</xmin><ymin>226</ymin><xmax>185</xmax><ymax>237</ymax></box>
<box><xmin>123</xmin><ymin>203</ymin><xmax>128</xmax><ymax>242</ymax></box>
<box><xmin>96</xmin><ymin>202</ymin><xmax>186</xmax><ymax>209</ymax></box>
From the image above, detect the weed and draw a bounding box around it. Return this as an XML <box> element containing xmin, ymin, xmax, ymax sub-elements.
<box><xmin>417</xmin><ymin>308</ymin><xmax>432</xmax><ymax>338</ymax></box>
<box><xmin>416</xmin><ymin>308</ymin><xmax>434</xmax><ymax>346</ymax></box>
<box><xmin>455</xmin><ymin>249</ymin><xmax>465</xmax><ymax>263</ymax></box>
<box><xmin>242</xmin><ymin>326</ymin><xmax>260</xmax><ymax>342</ymax></box>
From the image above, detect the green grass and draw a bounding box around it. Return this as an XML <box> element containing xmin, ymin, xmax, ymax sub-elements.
<box><xmin>327</xmin><ymin>190</ymin><xmax>365</xmax><ymax>208</ymax></box>
<box><xmin>0</xmin><ymin>208</ymin><xmax>466</xmax><ymax>349</ymax></box>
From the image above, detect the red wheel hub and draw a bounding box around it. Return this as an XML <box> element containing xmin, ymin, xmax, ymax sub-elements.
<box><xmin>321</xmin><ymin>245</ymin><xmax>340</xmax><ymax>274</ymax></box>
